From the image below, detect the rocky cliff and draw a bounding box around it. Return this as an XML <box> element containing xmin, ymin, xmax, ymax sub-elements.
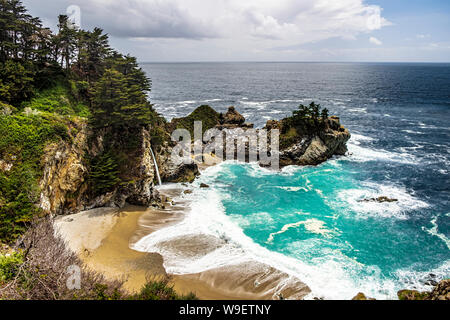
<box><xmin>171</xmin><ymin>105</ymin><xmax>351</xmax><ymax>167</ymax></box>
<box><xmin>37</xmin><ymin>105</ymin><xmax>350</xmax><ymax>216</ymax></box>
<box><xmin>38</xmin><ymin>120</ymin><xmax>197</xmax><ymax>216</ymax></box>
<box><xmin>272</xmin><ymin>115</ymin><xmax>351</xmax><ymax>166</ymax></box>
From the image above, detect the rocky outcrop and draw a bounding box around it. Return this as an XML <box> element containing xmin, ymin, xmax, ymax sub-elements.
<box><xmin>427</xmin><ymin>279</ymin><xmax>450</xmax><ymax>300</ymax></box>
<box><xmin>277</xmin><ymin>116</ymin><xmax>351</xmax><ymax>166</ymax></box>
<box><xmin>39</xmin><ymin>122</ymin><xmax>89</xmax><ymax>214</ymax></box>
<box><xmin>169</xmin><ymin>105</ymin><xmax>351</xmax><ymax>168</ymax></box>
<box><xmin>38</xmin><ymin>118</ymin><xmax>201</xmax><ymax>215</ymax></box>
<box><xmin>359</xmin><ymin>196</ymin><xmax>398</xmax><ymax>203</ymax></box>
<box><xmin>397</xmin><ymin>279</ymin><xmax>449</xmax><ymax>300</ymax></box>
<box><xmin>352</xmin><ymin>292</ymin><xmax>375</xmax><ymax>300</ymax></box>
<box><xmin>224</xmin><ymin>106</ymin><xmax>245</xmax><ymax>125</ymax></box>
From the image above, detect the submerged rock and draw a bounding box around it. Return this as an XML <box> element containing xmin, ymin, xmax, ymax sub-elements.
<box><xmin>359</xmin><ymin>196</ymin><xmax>399</xmax><ymax>203</ymax></box>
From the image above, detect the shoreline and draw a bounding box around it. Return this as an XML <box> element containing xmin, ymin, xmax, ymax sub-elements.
<box><xmin>55</xmin><ymin>198</ymin><xmax>310</xmax><ymax>299</ymax></box>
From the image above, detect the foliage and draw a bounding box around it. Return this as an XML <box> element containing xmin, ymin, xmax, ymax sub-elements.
<box><xmin>130</xmin><ymin>277</ymin><xmax>198</xmax><ymax>301</ymax></box>
<box><xmin>0</xmin><ymin>0</ymin><xmax>162</xmax><ymax>243</ymax></box>
<box><xmin>283</xmin><ymin>102</ymin><xmax>329</xmax><ymax>134</ymax></box>
<box><xmin>0</xmin><ymin>60</ymin><xmax>34</xmax><ymax>104</ymax></box>
<box><xmin>0</xmin><ymin>218</ymin><xmax>197</xmax><ymax>300</ymax></box>
<box><xmin>171</xmin><ymin>105</ymin><xmax>221</xmax><ymax>137</ymax></box>
<box><xmin>91</xmin><ymin>56</ymin><xmax>156</xmax><ymax>128</ymax></box>
<box><xmin>0</xmin><ymin>112</ymin><xmax>71</xmax><ymax>242</ymax></box>
<box><xmin>21</xmin><ymin>82</ymin><xmax>90</xmax><ymax>117</ymax></box>
<box><xmin>88</xmin><ymin>150</ymin><xmax>121</xmax><ymax>197</ymax></box>
<box><xmin>0</xmin><ymin>251</ymin><xmax>23</xmax><ymax>282</ymax></box>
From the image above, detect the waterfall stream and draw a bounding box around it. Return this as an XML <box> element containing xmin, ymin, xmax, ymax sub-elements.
<box><xmin>149</xmin><ymin>146</ymin><xmax>162</xmax><ymax>186</ymax></box>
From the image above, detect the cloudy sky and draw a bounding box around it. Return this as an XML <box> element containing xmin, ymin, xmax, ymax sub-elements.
<box><xmin>23</xmin><ymin>0</ymin><xmax>450</xmax><ymax>62</ymax></box>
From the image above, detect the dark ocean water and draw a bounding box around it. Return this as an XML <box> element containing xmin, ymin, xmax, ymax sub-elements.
<box><xmin>140</xmin><ymin>62</ymin><xmax>450</xmax><ymax>299</ymax></box>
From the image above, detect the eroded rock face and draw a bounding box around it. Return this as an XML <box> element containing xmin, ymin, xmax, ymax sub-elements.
<box><xmin>397</xmin><ymin>279</ymin><xmax>450</xmax><ymax>300</ymax></box>
<box><xmin>168</xmin><ymin>105</ymin><xmax>351</xmax><ymax>168</ymax></box>
<box><xmin>428</xmin><ymin>279</ymin><xmax>450</xmax><ymax>300</ymax></box>
<box><xmin>277</xmin><ymin>116</ymin><xmax>351</xmax><ymax>167</ymax></box>
<box><xmin>39</xmin><ymin>122</ymin><xmax>89</xmax><ymax>214</ymax></box>
<box><xmin>223</xmin><ymin>106</ymin><xmax>245</xmax><ymax>125</ymax></box>
<box><xmin>39</xmin><ymin>125</ymin><xmax>168</xmax><ymax>215</ymax></box>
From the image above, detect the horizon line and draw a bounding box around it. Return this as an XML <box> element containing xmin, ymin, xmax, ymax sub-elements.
<box><xmin>138</xmin><ymin>60</ymin><xmax>450</xmax><ymax>64</ymax></box>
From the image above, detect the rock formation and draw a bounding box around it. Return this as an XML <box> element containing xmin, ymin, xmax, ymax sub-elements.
<box><xmin>38</xmin><ymin>120</ymin><xmax>198</xmax><ymax>215</ymax></box>
<box><xmin>398</xmin><ymin>279</ymin><xmax>450</xmax><ymax>300</ymax></box>
<box><xmin>171</xmin><ymin>105</ymin><xmax>351</xmax><ymax>167</ymax></box>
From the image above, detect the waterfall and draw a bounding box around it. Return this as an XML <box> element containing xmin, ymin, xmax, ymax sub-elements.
<box><xmin>149</xmin><ymin>146</ymin><xmax>162</xmax><ymax>186</ymax></box>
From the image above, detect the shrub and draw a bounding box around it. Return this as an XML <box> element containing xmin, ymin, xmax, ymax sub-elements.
<box><xmin>131</xmin><ymin>276</ymin><xmax>198</xmax><ymax>301</ymax></box>
<box><xmin>0</xmin><ymin>218</ymin><xmax>197</xmax><ymax>300</ymax></box>
<box><xmin>88</xmin><ymin>150</ymin><xmax>121</xmax><ymax>197</ymax></box>
<box><xmin>0</xmin><ymin>113</ymin><xmax>74</xmax><ymax>242</ymax></box>
<box><xmin>21</xmin><ymin>83</ymin><xmax>90</xmax><ymax>118</ymax></box>
<box><xmin>0</xmin><ymin>252</ymin><xmax>24</xmax><ymax>283</ymax></box>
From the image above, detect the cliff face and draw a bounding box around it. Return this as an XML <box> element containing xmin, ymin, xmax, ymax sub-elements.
<box><xmin>39</xmin><ymin>122</ymin><xmax>89</xmax><ymax>214</ymax></box>
<box><xmin>277</xmin><ymin>116</ymin><xmax>351</xmax><ymax>166</ymax></box>
<box><xmin>38</xmin><ymin>121</ymin><xmax>197</xmax><ymax>215</ymax></box>
<box><xmin>171</xmin><ymin>106</ymin><xmax>351</xmax><ymax>168</ymax></box>
<box><xmin>38</xmin><ymin>106</ymin><xmax>349</xmax><ymax>215</ymax></box>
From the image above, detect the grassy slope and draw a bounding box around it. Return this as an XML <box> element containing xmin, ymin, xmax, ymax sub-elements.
<box><xmin>0</xmin><ymin>83</ymin><xmax>87</xmax><ymax>243</ymax></box>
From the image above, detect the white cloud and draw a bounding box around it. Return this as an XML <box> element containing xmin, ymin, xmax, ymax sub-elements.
<box><xmin>369</xmin><ymin>36</ymin><xmax>383</xmax><ymax>45</ymax></box>
<box><xmin>24</xmin><ymin>0</ymin><xmax>390</xmax><ymax>43</ymax></box>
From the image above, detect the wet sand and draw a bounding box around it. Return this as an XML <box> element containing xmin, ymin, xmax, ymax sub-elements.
<box><xmin>55</xmin><ymin>191</ymin><xmax>310</xmax><ymax>299</ymax></box>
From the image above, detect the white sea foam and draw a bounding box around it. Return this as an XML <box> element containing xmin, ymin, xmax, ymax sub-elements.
<box><xmin>394</xmin><ymin>259</ymin><xmax>450</xmax><ymax>293</ymax></box>
<box><xmin>422</xmin><ymin>214</ymin><xmax>450</xmax><ymax>250</ymax></box>
<box><xmin>348</xmin><ymin>142</ymin><xmax>417</xmax><ymax>164</ymax></box>
<box><xmin>132</xmin><ymin>163</ymin><xmax>443</xmax><ymax>300</ymax></box>
<box><xmin>267</xmin><ymin>219</ymin><xmax>336</xmax><ymax>243</ymax></box>
<box><xmin>276</xmin><ymin>186</ymin><xmax>309</xmax><ymax>192</ymax></box>
<box><xmin>230</xmin><ymin>212</ymin><xmax>274</xmax><ymax>229</ymax></box>
<box><xmin>335</xmin><ymin>182</ymin><xmax>429</xmax><ymax>219</ymax></box>
<box><xmin>176</xmin><ymin>100</ymin><xmax>197</xmax><ymax>104</ymax></box>
<box><xmin>347</xmin><ymin>108</ymin><xmax>367</xmax><ymax>113</ymax></box>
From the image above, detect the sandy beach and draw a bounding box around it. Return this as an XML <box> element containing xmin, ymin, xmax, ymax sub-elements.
<box><xmin>55</xmin><ymin>193</ymin><xmax>310</xmax><ymax>300</ymax></box>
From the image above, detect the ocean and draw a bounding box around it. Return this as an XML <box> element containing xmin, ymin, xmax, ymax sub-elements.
<box><xmin>137</xmin><ymin>62</ymin><xmax>450</xmax><ymax>299</ymax></box>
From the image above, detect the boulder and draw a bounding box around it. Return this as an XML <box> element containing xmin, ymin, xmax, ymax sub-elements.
<box><xmin>428</xmin><ymin>279</ymin><xmax>450</xmax><ymax>300</ymax></box>
<box><xmin>359</xmin><ymin>197</ymin><xmax>398</xmax><ymax>203</ymax></box>
<box><xmin>223</xmin><ymin>106</ymin><xmax>245</xmax><ymax>125</ymax></box>
<box><xmin>351</xmin><ymin>292</ymin><xmax>376</xmax><ymax>300</ymax></box>
<box><xmin>397</xmin><ymin>290</ymin><xmax>430</xmax><ymax>300</ymax></box>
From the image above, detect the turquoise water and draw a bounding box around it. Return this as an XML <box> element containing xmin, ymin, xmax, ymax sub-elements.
<box><xmin>193</xmin><ymin>157</ymin><xmax>449</xmax><ymax>299</ymax></box>
<box><xmin>139</xmin><ymin>62</ymin><xmax>450</xmax><ymax>299</ymax></box>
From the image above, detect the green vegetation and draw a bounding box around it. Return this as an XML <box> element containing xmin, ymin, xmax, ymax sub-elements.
<box><xmin>131</xmin><ymin>277</ymin><xmax>198</xmax><ymax>300</ymax></box>
<box><xmin>0</xmin><ymin>0</ymin><xmax>167</xmax><ymax>243</ymax></box>
<box><xmin>22</xmin><ymin>83</ymin><xmax>90</xmax><ymax>117</ymax></box>
<box><xmin>0</xmin><ymin>112</ymin><xmax>74</xmax><ymax>242</ymax></box>
<box><xmin>171</xmin><ymin>105</ymin><xmax>221</xmax><ymax>137</ymax></box>
<box><xmin>88</xmin><ymin>150</ymin><xmax>121</xmax><ymax>197</ymax></box>
<box><xmin>0</xmin><ymin>251</ymin><xmax>23</xmax><ymax>282</ymax></box>
<box><xmin>279</xmin><ymin>102</ymin><xmax>329</xmax><ymax>148</ymax></box>
<box><xmin>284</xmin><ymin>102</ymin><xmax>329</xmax><ymax>133</ymax></box>
<box><xmin>0</xmin><ymin>219</ymin><xmax>197</xmax><ymax>300</ymax></box>
<box><xmin>0</xmin><ymin>0</ymin><xmax>197</xmax><ymax>300</ymax></box>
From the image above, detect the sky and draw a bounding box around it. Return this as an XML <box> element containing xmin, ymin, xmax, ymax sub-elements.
<box><xmin>22</xmin><ymin>0</ymin><xmax>450</xmax><ymax>62</ymax></box>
